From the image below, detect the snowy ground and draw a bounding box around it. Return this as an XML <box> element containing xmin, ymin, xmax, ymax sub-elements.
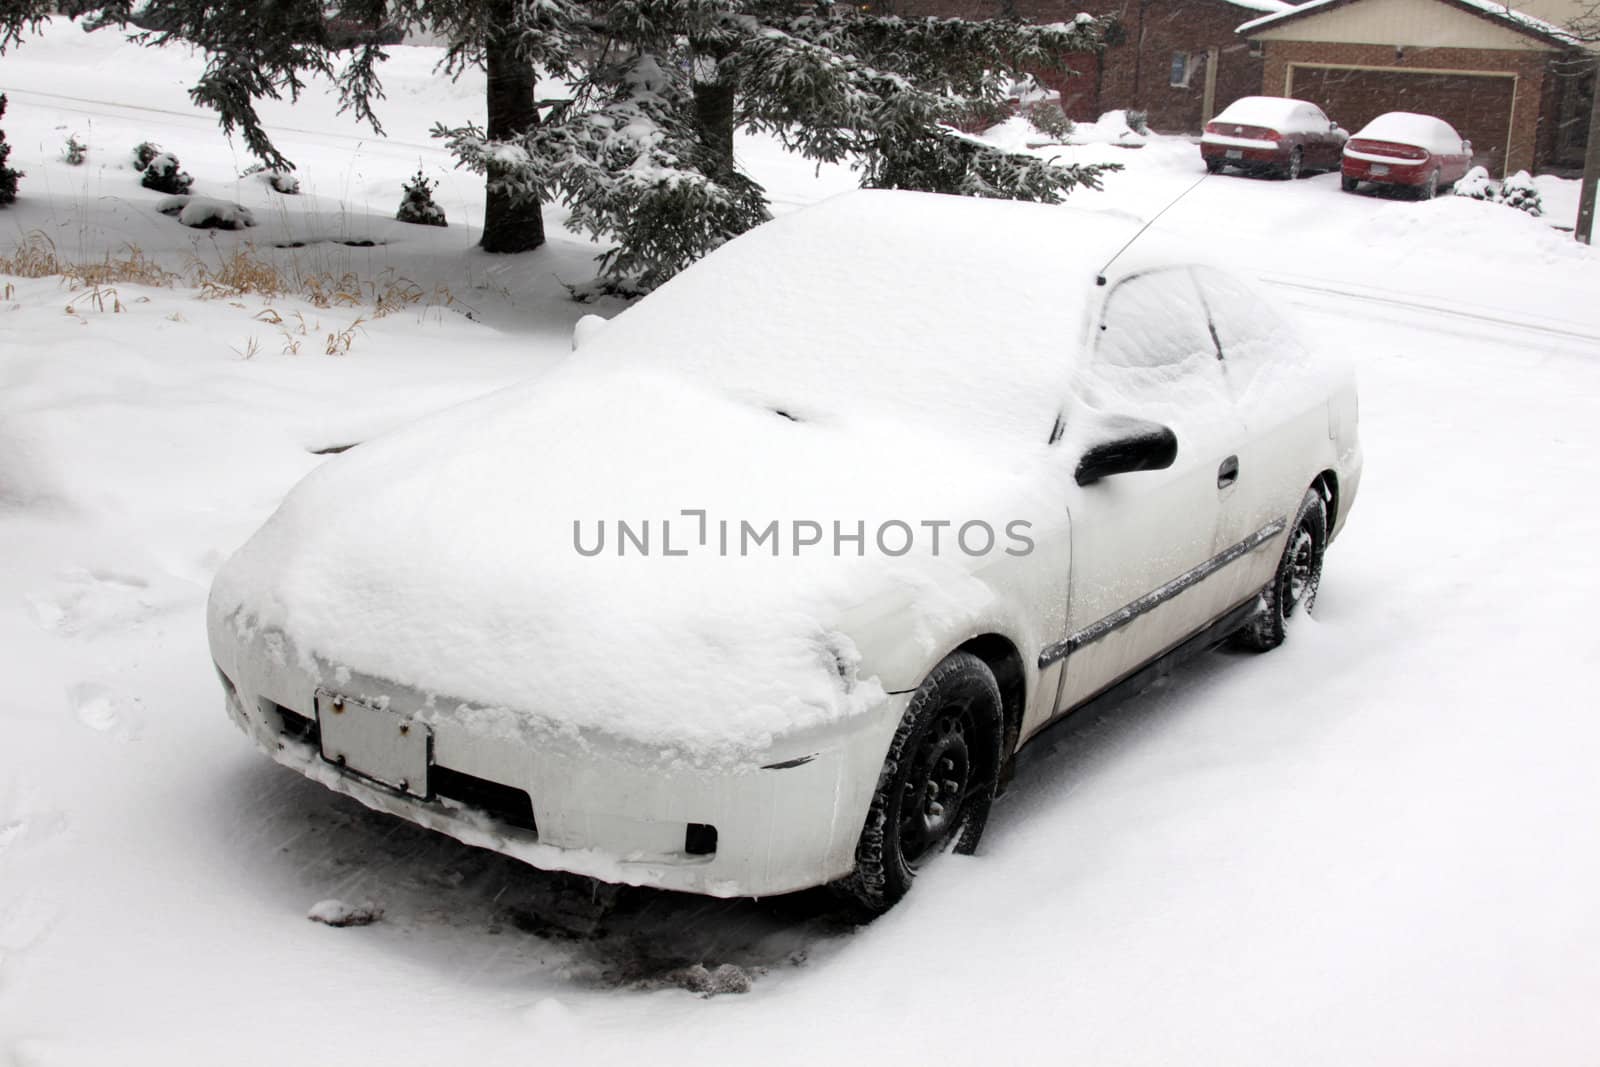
<box><xmin>3</xmin><ymin>22</ymin><xmax>1600</xmax><ymax>1066</ymax></box>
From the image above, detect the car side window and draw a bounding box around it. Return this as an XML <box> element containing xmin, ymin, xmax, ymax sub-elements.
<box><xmin>1191</xmin><ymin>266</ymin><xmax>1312</xmax><ymax>405</ymax></box>
<box><xmin>1095</xmin><ymin>268</ymin><xmax>1217</xmax><ymax>371</ymax></box>
<box><xmin>1089</xmin><ymin>268</ymin><xmax>1231</xmax><ymax>429</ymax></box>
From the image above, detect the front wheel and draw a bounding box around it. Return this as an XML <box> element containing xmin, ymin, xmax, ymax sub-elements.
<box><xmin>1232</xmin><ymin>488</ymin><xmax>1328</xmax><ymax>652</ymax></box>
<box><xmin>841</xmin><ymin>651</ymin><xmax>1003</xmax><ymax>914</ymax></box>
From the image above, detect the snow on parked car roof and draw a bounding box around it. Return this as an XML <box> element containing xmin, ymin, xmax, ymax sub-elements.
<box><xmin>1210</xmin><ymin>96</ymin><xmax>1328</xmax><ymax>134</ymax></box>
<box><xmin>1353</xmin><ymin>112</ymin><xmax>1466</xmax><ymax>156</ymax></box>
<box><xmin>209</xmin><ymin>192</ymin><xmax>1165</xmax><ymax>762</ymax></box>
<box><xmin>581</xmin><ymin>191</ymin><xmax>1143</xmax><ymax>442</ymax></box>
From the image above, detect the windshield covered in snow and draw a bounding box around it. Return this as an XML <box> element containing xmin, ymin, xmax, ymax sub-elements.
<box><xmin>575</xmin><ymin>191</ymin><xmax>1138</xmax><ymax>446</ymax></box>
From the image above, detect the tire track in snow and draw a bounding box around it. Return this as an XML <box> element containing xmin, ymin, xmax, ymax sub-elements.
<box><xmin>1260</xmin><ymin>272</ymin><xmax>1600</xmax><ymax>349</ymax></box>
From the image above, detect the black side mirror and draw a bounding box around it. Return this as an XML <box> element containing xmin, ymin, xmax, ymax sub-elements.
<box><xmin>1075</xmin><ymin>418</ymin><xmax>1179</xmax><ymax>486</ymax></box>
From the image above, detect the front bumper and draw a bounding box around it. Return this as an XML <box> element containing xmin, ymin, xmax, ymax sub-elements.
<box><xmin>211</xmin><ymin>618</ymin><xmax>906</xmax><ymax>898</ymax></box>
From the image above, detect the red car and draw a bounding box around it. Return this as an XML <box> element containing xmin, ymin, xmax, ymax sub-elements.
<box><xmin>1201</xmin><ymin>96</ymin><xmax>1348</xmax><ymax>180</ymax></box>
<box><xmin>1341</xmin><ymin>112</ymin><xmax>1474</xmax><ymax>199</ymax></box>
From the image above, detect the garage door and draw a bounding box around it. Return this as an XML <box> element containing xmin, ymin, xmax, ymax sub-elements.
<box><xmin>1289</xmin><ymin>66</ymin><xmax>1514</xmax><ymax>174</ymax></box>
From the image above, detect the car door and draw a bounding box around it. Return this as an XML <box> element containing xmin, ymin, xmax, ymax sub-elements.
<box><xmin>1299</xmin><ymin>103</ymin><xmax>1336</xmax><ymax>168</ymax></box>
<box><xmin>1191</xmin><ymin>266</ymin><xmax>1331</xmax><ymax>611</ymax></box>
<box><xmin>1047</xmin><ymin>268</ymin><xmax>1248</xmax><ymax>720</ymax></box>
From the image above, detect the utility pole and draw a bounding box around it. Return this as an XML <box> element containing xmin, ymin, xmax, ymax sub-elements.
<box><xmin>1579</xmin><ymin>56</ymin><xmax>1600</xmax><ymax>244</ymax></box>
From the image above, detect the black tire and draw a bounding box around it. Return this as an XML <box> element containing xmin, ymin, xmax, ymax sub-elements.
<box><xmin>1286</xmin><ymin>148</ymin><xmax>1303</xmax><ymax>180</ymax></box>
<box><xmin>841</xmin><ymin>651</ymin><xmax>1003</xmax><ymax>914</ymax></box>
<box><xmin>1341</xmin><ymin>175</ymin><xmax>1358</xmax><ymax>193</ymax></box>
<box><xmin>1205</xmin><ymin>158</ymin><xmax>1225</xmax><ymax>174</ymax></box>
<box><xmin>1232</xmin><ymin>488</ymin><xmax>1328</xmax><ymax>653</ymax></box>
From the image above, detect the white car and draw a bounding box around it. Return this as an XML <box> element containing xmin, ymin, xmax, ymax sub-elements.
<box><xmin>208</xmin><ymin>191</ymin><xmax>1362</xmax><ymax>912</ymax></box>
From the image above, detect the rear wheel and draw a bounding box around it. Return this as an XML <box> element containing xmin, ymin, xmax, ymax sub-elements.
<box><xmin>1205</xmin><ymin>158</ymin><xmax>1225</xmax><ymax>174</ymax></box>
<box><xmin>1420</xmin><ymin>169</ymin><xmax>1440</xmax><ymax>200</ymax></box>
<box><xmin>841</xmin><ymin>651</ymin><xmax>1003</xmax><ymax>914</ymax></box>
<box><xmin>1286</xmin><ymin>148</ymin><xmax>1303</xmax><ymax>180</ymax></box>
<box><xmin>1341</xmin><ymin>175</ymin><xmax>1358</xmax><ymax>193</ymax></box>
<box><xmin>1232</xmin><ymin>488</ymin><xmax>1327</xmax><ymax>653</ymax></box>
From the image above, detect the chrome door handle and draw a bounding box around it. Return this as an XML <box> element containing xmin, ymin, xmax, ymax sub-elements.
<box><xmin>1217</xmin><ymin>455</ymin><xmax>1240</xmax><ymax>489</ymax></box>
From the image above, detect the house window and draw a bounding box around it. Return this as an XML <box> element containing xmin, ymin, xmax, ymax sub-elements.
<box><xmin>1170</xmin><ymin>52</ymin><xmax>1195</xmax><ymax>88</ymax></box>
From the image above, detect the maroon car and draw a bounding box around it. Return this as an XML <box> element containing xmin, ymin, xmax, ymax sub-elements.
<box><xmin>1341</xmin><ymin>112</ymin><xmax>1474</xmax><ymax>199</ymax></box>
<box><xmin>1200</xmin><ymin>96</ymin><xmax>1348</xmax><ymax>179</ymax></box>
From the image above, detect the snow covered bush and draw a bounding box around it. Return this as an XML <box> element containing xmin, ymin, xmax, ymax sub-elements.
<box><xmin>396</xmin><ymin>169</ymin><xmax>446</xmax><ymax>227</ymax></box>
<box><xmin>0</xmin><ymin>95</ymin><xmax>21</xmax><ymax>206</ymax></box>
<box><xmin>64</xmin><ymin>134</ymin><xmax>87</xmax><ymax>166</ymax></box>
<box><xmin>132</xmin><ymin>141</ymin><xmax>162</xmax><ymax>172</ymax></box>
<box><xmin>1498</xmin><ymin>171</ymin><xmax>1542</xmax><ymax>217</ymax></box>
<box><xmin>242</xmin><ymin>162</ymin><xmax>299</xmax><ymax>194</ymax></box>
<box><xmin>1026</xmin><ymin>101</ymin><xmax>1074</xmax><ymax>141</ymax></box>
<box><xmin>1451</xmin><ymin>166</ymin><xmax>1542</xmax><ymax>217</ymax></box>
<box><xmin>141</xmin><ymin>152</ymin><xmax>193</xmax><ymax>195</ymax></box>
<box><xmin>1453</xmin><ymin>165</ymin><xmax>1494</xmax><ymax>201</ymax></box>
<box><xmin>156</xmin><ymin>195</ymin><xmax>256</xmax><ymax>230</ymax></box>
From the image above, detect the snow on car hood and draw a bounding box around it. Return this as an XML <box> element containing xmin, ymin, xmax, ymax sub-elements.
<box><xmin>209</xmin><ymin>191</ymin><xmax>1135</xmax><ymax>760</ymax></box>
<box><xmin>209</xmin><ymin>368</ymin><xmax>1059</xmax><ymax>760</ymax></box>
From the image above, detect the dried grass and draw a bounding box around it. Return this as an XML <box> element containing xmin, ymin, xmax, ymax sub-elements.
<box><xmin>3</xmin><ymin>234</ymin><xmax>463</xmax><ymax>358</ymax></box>
<box><xmin>3</xmin><ymin>234</ymin><xmax>458</xmax><ymax>327</ymax></box>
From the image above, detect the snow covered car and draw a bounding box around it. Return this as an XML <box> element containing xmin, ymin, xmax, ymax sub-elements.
<box><xmin>207</xmin><ymin>191</ymin><xmax>1362</xmax><ymax>912</ymax></box>
<box><xmin>1200</xmin><ymin>96</ymin><xmax>1347</xmax><ymax>179</ymax></box>
<box><xmin>1341</xmin><ymin>112</ymin><xmax>1474</xmax><ymax>198</ymax></box>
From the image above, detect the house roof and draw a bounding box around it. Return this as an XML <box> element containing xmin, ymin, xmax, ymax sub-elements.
<box><xmin>1236</xmin><ymin>0</ymin><xmax>1581</xmax><ymax>48</ymax></box>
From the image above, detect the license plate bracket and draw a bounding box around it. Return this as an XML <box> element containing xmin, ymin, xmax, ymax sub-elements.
<box><xmin>316</xmin><ymin>689</ymin><xmax>430</xmax><ymax>798</ymax></box>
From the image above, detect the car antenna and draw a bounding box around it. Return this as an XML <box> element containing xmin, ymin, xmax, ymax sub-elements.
<box><xmin>1095</xmin><ymin>171</ymin><xmax>1212</xmax><ymax>286</ymax></box>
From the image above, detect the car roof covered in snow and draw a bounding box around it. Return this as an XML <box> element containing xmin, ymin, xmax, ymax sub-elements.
<box><xmin>578</xmin><ymin>190</ymin><xmax>1157</xmax><ymax>445</ymax></box>
<box><xmin>1353</xmin><ymin>112</ymin><xmax>1466</xmax><ymax>154</ymax></box>
<box><xmin>1210</xmin><ymin>95</ymin><xmax>1328</xmax><ymax>132</ymax></box>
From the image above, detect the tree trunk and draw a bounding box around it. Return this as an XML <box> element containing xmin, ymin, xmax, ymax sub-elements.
<box><xmin>481</xmin><ymin>0</ymin><xmax>544</xmax><ymax>254</ymax></box>
<box><xmin>692</xmin><ymin>78</ymin><xmax>737</xmax><ymax>179</ymax></box>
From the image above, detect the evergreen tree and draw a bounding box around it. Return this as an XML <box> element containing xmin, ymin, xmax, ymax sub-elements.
<box><xmin>439</xmin><ymin>1</ymin><xmax>1116</xmax><ymax>293</ymax></box>
<box><xmin>0</xmin><ymin>94</ymin><xmax>20</xmax><ymax>206</ymax></box>
<box><xmin>125</xmin><ymin>0</ymin><xmax>581</xmax><ymax>253</ymax></box>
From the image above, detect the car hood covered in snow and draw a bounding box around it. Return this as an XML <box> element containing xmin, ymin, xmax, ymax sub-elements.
<box><xmin>209</xmin><ymin>192</ymin><xmax>1139</xmax><ymax>759</ymax></box>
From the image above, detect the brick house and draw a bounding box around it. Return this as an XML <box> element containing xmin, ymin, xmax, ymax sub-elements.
<box><xmin>883</xmin><ymin>0</ymin><xmax>1295</xmax><ymax>132</ymax></box>
<box><xmin>1237</xmin><ymin>0</ymin><xmax>1591</xmax><ymax>175</ymax></box>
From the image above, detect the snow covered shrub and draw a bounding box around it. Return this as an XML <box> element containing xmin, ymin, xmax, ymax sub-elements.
<box><xmin>64</xmin><ymin>134</ymin><xmax>88</xmax><ymax>166</ymax></box>
<box><xmin>141</xmin><ymin>152</ymin><xmax>193</xmax><ymax>195</ymax></box>
<box><xmin>132</xmin><ymin>141</ymin><xmax>162</xmax><ymax>171</ymax></box>
<box><xmin>1453</xmin><ymin>165</ymin><xmax>1494</xmax><ymax>201</ymax></box>
<box><xmin>0</xmin><ymin>95</ymin><xmax>22</xmax><ymax>207</ymax></box>
<box><xmin>1498</xmin><ymin>171</ymin><xmax>1542</xmax><ymax>217</ymax></box>
<box><xmin>1451</xmin><ymin>167</ymin><xmax>1543</xmax><ymax>217</ymax></box>
<box><xmin>1125</xmin><ymin>109</ymin><xmax>1150</xmax><ymax>135</ymax></box>
<box><xmin>156</xmin><ymin>195</ymin><xmax>257</xmax><ymax>230</ymax></box>
<box><xmin>242</xmin><ymin>162</ymin><xmax>299</xmax><ymax>194</ymax></box>
<box><xmin>396</xmin><ymin>169</ymin><xmax>446</xmax><ymax>227</ymax></box>
<box><xmin>1026</xmin><ymin>101</ymin><xmax>1074</xmax><ymax>141</ymax></box>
